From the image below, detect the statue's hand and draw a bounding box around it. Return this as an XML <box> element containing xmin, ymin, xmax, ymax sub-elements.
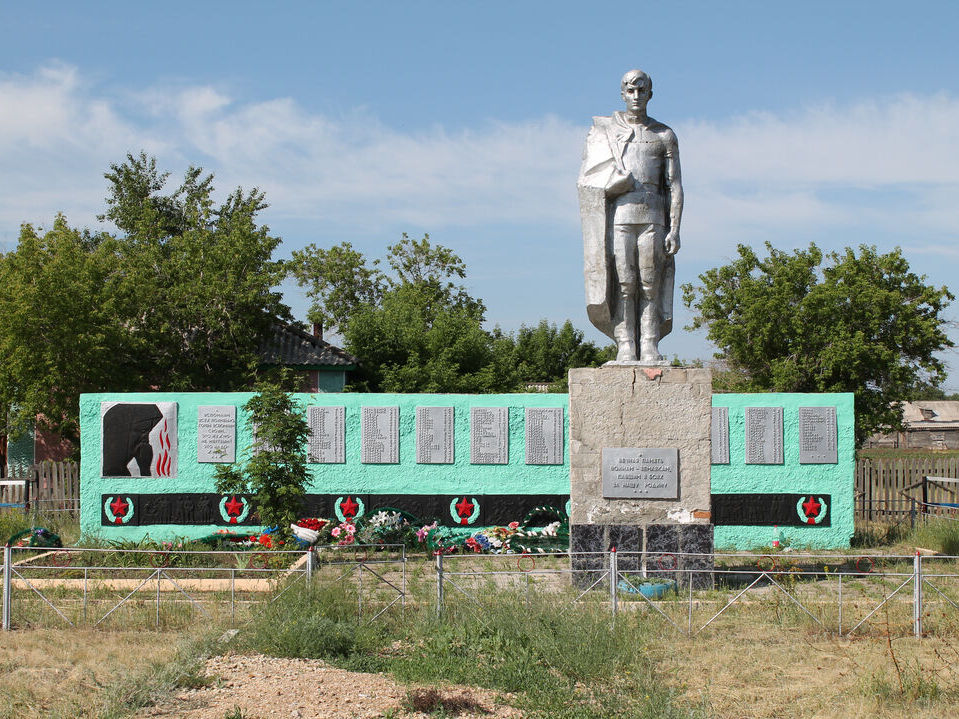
<box><xmin>606</xmin><ymin>171</ymin><xmax>634</xmax><ymax>196</ymax></box>
<box><xmin>664</xmin><ymin>230</ymin><xmax>680</xmax><ymax>255</ymax></box>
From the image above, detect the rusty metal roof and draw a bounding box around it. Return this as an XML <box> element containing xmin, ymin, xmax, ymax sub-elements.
<box><xmin>901</xmin><ymin>401</ymin><xmax>959</xmax><ymax>429</ymax></box>
<box><xmin>259</xmin><ymin>322</ymin><xmax>357</xmax><ymax>369</ymax></box>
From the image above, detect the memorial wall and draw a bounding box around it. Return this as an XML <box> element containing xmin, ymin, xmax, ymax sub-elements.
<box><xmin>79</xmin><ymin>392</ymin><xmax>570</xmax><ymax>541</ymax></box>
<box><xmin>710</xmin><ymin>392</ymin><xmax>855</xmax><ymax>549</ymax></box>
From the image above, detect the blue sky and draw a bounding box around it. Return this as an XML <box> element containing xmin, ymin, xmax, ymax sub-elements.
<box><xmin>2</xmin><ymin>1</ymin><xmax>959</xmax><ymax>386</ymax></box>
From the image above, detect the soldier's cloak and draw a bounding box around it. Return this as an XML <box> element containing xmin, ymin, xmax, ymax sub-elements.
<box><xmin>577</xmin><ymin>114</ymin><xmax>674</xmax><ymax>342</ymax></box>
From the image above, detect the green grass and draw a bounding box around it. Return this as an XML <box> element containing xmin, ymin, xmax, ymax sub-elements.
<box><xmin>236</xmin><ymin>582</ymin><xmax>702</xmax><ymax>718</ymax></box>
<box><xmin>908</xmin><ymin>517</ymin><xmax>959</xmax><ymax>555</ymax></box>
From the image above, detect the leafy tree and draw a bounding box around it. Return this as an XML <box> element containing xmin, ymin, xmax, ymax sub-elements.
<box><xmin>214</xmin><ymin>375</ymin><xmax>309</xmax><ymax>531</ymax></box>
<box><xmin>682</xmin><ymin>242</ymin><xmax>954</xmax><ymax>445</ymax></box>
<box><xmin>0</xmin><ymin>217</ymin><xmax>129</xmax><ymax>443</ymax></box>
<box><xmin>100</xmin><ymin>152</ymin><xmax>291</xmax><ymax>391</ymax></box>
<box><xmin>0</xmin><ymin>152</ymin><xmax>291</xmax><ymax>451</ymax></box>
<box><xmin>290</xmin><ymin>234</ymin><xmax>514</xmax><ymax>392</ymax></box>
<box><xmin>288</xmin><ymin>241</ymin><xmax>384</xmax><ymax>335</ymax></box>
<box><xmin>511</xmin><ymin>320</ymin><xmax>612</xmax><ymax>390</ymax></box>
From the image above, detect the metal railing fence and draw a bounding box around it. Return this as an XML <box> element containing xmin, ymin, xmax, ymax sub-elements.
<box><xmin>2</xmin><ymin>543</ymin><xmax>407</xmax><ymax>631</ymax></box>
<box><xmin>4</xmin><ymin>545</ymin><xmax>958</xmax><ymax>638</ymax></box>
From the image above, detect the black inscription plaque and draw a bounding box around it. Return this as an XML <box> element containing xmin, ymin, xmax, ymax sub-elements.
<box><xmin>798</xmin><ymin>406</ymin><xmax>838</xmax><ymax>464</ymax></box>
<box><xmin>416</xmin><ymin>406</ymin><xmax>454</xmax><ymax>464</ymax></box>
<box><xmin>361</xmin><ymin>406</ymin><xmax>399</xmax><ymax>464</ymax></box>
<box><xmin>470</xmin><ymin>407</ymin><xmax>508</xmax><ymax>464</ymax></box>
<box><xmin>711</xmin><ymin>406</ymin><xmax>729</xmax><ymax>464</ymax></box>
<box><xmin>308</xmin><ymin>406</ymin><xmax>346</xmax><ymax>464</ymax></box>
<box><xmin>525</xmin><ymin>407</ymin><xmax>563</xmax><ymax>465</ymax></box>
<box><xmin>745</xmin><ymin>406</ymin><xmax>784</xmax><ymax>464</ymax></box>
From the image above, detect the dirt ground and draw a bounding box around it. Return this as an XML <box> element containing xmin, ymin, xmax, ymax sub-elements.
<box><xmin>135</xmin><ymin>653</ymin><xmax>523</xmax><ymax>719</ymax></box>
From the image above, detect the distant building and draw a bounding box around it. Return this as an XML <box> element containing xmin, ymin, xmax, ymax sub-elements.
<box><xmin>864</xmin><ymin>401</ymin><xmax>959</xmax><ymax>450</ymax></box>
<box><xmin>260</xmin><ymin>321</ymin><xmax>357</xmax><ymax>393</ymax></box>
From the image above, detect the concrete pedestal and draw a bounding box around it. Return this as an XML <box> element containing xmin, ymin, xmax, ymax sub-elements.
<box><xmin>568</xmin><ymin>365</ymin><xmax>714</xmax><ymax>587</ymax></box>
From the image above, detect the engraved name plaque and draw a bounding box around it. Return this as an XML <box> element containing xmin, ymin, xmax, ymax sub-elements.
<box><xmin>711</xmin><ymin>406</ymin><xmax>730</xmax><ymax>465</ymax></box>
<box><xmin>798</xmin><ymin>406</ymin><xmax>838</xmax><ymax>464</ymax></box>
<box><xmin>416</xmin><ymin>406</ymin><xmax>454</xmax><ymax>464</ymax></box>
<box><xmin>525</xmin><ymin>407</ymin><xmax>563</xmax><ymax>465</ymax></box>
<box><xmin>745</xmin><ymin>407</ymin><xmax>784</xmax><ymax>464</ymax></box>
<box><xmin>361</xmin><ymin>406</ymin><xmax>399</xmax><ymax>464</ymax></box>
<box><xmin>308</xmin><ymin>406</ymin><xmax>345</xmax><ymax>464</ymax></box>
<box><xmin>602</xmin><ymin>448</ymin><xmax>679</xmax><ymax>499</ymax></box>
<box><xmin>197</xmin><ymin>405</ymin><xmax>236</xmax><ymax>463</ymax></box>
<box><xmin>470</xmin><ymin>407</ymin><xmax>508</xmax><ymax>464</ymax></box>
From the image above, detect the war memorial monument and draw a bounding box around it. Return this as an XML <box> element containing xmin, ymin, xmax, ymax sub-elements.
<box><xmin>78</xmin><ymin>71</ymin><xmax>855</xmax><ymax>559</ymax></box>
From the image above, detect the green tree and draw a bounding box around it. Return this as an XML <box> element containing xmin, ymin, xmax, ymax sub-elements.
<box><xmin>101</xmin><ymin>152</ymin><xmax>291</xmax><ymax>391</ymax></box>
<box><xmin>214</xmin><ymin>375</ymin><xmax>309</xmax><ymax>531</ymax></box>
<box><xmin>290</xmin><ymin>234</ymin><xmax>515</xmax><ymax>392</ymax></box>
<box><xmin>511</xmin><ymin>319</ymin><xmax>612</xmax><ymax>390</ymax></box>
<box><xmin>0</xmin><ymin>217</ymin><xmax>130</xmax><ymax>443</ymax></box>
<box><xmin>0</xmin><ymin>152</ymin><xmax>291</xmax><ymax>450</ymax></box>
<box><xmin>682</xmin><ymin>242</ymin><xmax>954</xmax><ymax>445</ymax></box>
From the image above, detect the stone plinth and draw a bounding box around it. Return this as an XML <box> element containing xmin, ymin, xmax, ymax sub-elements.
<box><xmin>569</xmin><ymin>365</ymin><xmax>712</xmax><ymax>525</ymax></box>
<box><xmin>569</xmin><ymin>365</ymin><xmax>714</xmax><ymax>587</ymax></box>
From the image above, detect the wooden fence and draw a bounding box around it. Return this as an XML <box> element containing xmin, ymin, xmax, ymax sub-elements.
<box><xmin>856</xmin><ymin>455</ymin><xmax>959</xmax><ymax>521</ymax></box>
<box><xmin>0</xmin><ymin>461</ymin><xmax>79</xmax><ymax>514</ymax></box>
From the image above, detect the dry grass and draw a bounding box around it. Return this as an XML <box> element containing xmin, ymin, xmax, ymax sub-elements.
<box><xmin>658</xmin><ymin>621</ymin><xmax>959</xmax><ymax>718</ymax></box>
<box><xmin>0</xmin><ymin>627</ymin><xmax>200</xmax><ymax>719</ymax></box>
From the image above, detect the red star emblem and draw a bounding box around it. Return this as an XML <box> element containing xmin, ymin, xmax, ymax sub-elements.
<box><xmin>340</xmin><ymin>496</ymin><xmax>359</xmax><ymax>519</ymax></box>
<box><xmin>455</xmin><ymin>497</ymin><xmax>474</xmax><ymax>524</ymax></box>
<box><xmin>224</xmin><ymin>495</ymin><xmax>244</xmax><ymax>517</ymax></box>
<box><xmin>110</xmin><ymin>496</ymin><xmax>128</xmax><ymax>518</ymax></box>
<box><xmin>802</xmin><ymin>496</ymin><xmax>821</xmax><ymax>524</ymax></box>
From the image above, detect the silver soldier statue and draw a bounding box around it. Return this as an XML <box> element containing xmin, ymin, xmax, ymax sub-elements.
<box><xmin>578</xmin><ymin>69</ymin><xmax>683</xmax><ymax>362</ymax></box>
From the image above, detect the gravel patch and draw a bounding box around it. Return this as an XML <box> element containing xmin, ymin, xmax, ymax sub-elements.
<box><xmin>136</xmin><ymin>653</ymin><xmax>523</xmax><ymax>719</ymax></box>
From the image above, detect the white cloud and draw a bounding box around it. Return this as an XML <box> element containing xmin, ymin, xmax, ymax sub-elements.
<box><xmin>1</xmin><ymin>62</ymin><xmax>957</xmax><ymax>264</ymax></box>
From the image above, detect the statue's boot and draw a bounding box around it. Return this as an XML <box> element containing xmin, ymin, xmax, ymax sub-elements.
<box><xmin>615</xmin><ymin>291</ymin><xmax>638</xmax><ymax>361</ymax></box>
<box><xmin>639</xmin><ymin>304</ymin><xmax>661</xmax><ymax>362</ymax></box>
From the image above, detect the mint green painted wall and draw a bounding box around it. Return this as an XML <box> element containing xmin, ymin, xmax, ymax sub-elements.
<box><xmin>711</xmin><ymin>393</ymin><xmax>855</xmax><ymax>549</ymax></box>
<box><xmin>80</xmin><ymin>392</ymin><xmax>569</xmax><ymax>541</ymax></box>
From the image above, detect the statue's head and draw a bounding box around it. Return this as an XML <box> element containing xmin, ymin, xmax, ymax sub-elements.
<box><xmin>621</xmin><ymin>69</ymin><xmax>652</xmax><ymax>114</ymax></box>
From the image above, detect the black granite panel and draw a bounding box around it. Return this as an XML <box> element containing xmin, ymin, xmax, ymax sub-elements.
<box><xmin>712</xmin><ymin>493</ymin><xmax>831</xmax><ymax>527</ymax></box>
<box><xmin>678</xmin><ymin>524</ymin><xmax>715</xmax><ymax>589</ymax></box>
<box><xmin>104</xmin><ymin>492</ymin><xmax>570</xmax><ymax>528</ymax></box>
<box><xmin>570</xmin><ymin>524</ymin><xmax>605</xmax><ymax>555</ymax></box>
<box><xmin>570</xmin><ymin>524</ymin><xmax>606</xmax><ymax>588</ymax></box>
<box><xmin>608</xmin><ymin>525</ymin><xmax>642</xmax><ymax>571</ymax></box>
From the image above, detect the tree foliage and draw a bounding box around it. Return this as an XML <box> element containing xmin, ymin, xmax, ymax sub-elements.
<box><xmin>214</xmin><ymin>375</ymin><xmax>309</xmax><ymax>531</ymax></box>
<box><xmin>0</xmin><ymin>152</ymin><xmax>290</xmax><ymax>445</ymax></box>
<box><xmin>290</xmin><ymin>235</ymin><xmax>608</xmax><ymax>392</ymax></box>
<box><xmin>682</xmin><ymin>242</ymin><xmax>954</xmax><ymax>444</ymax></box>
<box><xmin>511</xmin><ymin>320</ymin><xmax>613</xmax><ymax>390</ymax></box>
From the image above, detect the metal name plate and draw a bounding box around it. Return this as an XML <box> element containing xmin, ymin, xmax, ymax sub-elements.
<box><xmin>525</xmin><ymin>407</ymin><xmax>564</xmax><ymax>465</ymax></box>
<box><xmin>361</xmin><ymin>406</ymin><xmax>400</xmax><ymax>464</ymax></box>
<box><xmin>197</xmin><ymin>405</ymin><xmax>236</xmax><ymax>463</ymax></box>
<box><xmin>602</xmin><ymin>448</ymin><xmax>679</xmax><ymax>499</ymax></box>
<box><xmin>470</xmin><ymin>407</ymin><xmax>508</xmax><ymax>464</ymax></box>
<box><xmin>798</xmin><ymin>406</ymin><xmax>838</xmax><ymax>464</ymax></box>
<box><xmin>711</xmin><ymin>406</ymin><xmax>730</xmax><ymax>465</ymax></box>
<box><xmin>308</xmin><ymin>406</ymin><xmax>346</xmax><ymax>464</ymax></box>
<box><xmin>416</xmin><ymin>406</ymin><xmax>454</xmax><ymax>464</ymax></box>
<box><xmin>745</xmin><ymin>406</ymin><xmax>784</xmax><ymax>464</ymax></box>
